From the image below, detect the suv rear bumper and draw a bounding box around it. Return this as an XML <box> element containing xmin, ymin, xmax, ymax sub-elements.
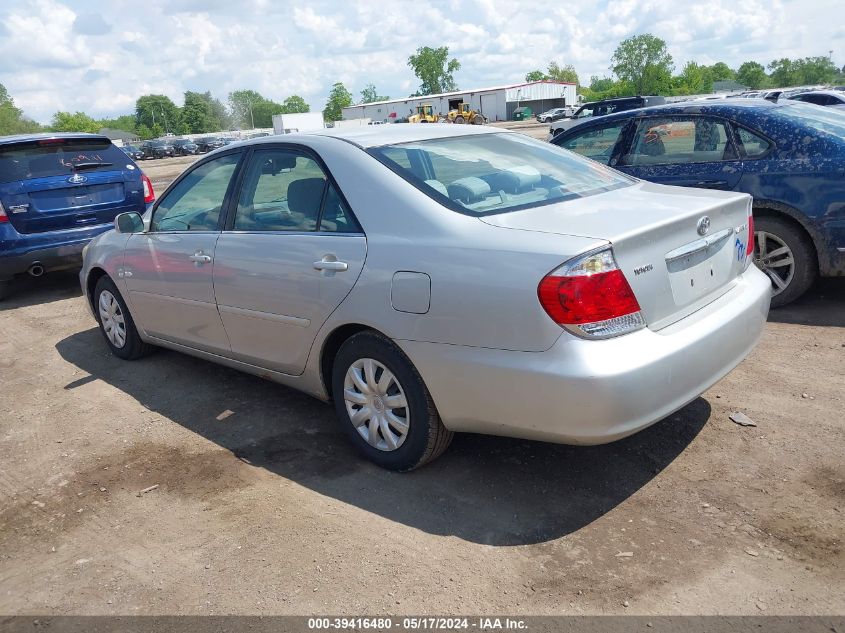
<box><xmin>0</xmin><ymin>223</ymin><xmax>113</xmax><ymax>280</ymax></box>
<box><xmin>398</xmin><ymin>266</ymin><xmax>771</xmax><ymax>445</ymax></box>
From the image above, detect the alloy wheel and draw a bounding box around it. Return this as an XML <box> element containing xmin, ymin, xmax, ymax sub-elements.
<box><xmin>98</xmin><ymin>290</ymin><xmax>127</xmax><ymax>348</ymax></box>
<box><xmin>343</xmin><ymin>358</ymin><xmax>410</xmax><ymax>452</ymax></box>
<box><xmin>753</xmin><ymin>230</ymin><xmax>795</xmax><ymax>297</ymax></box>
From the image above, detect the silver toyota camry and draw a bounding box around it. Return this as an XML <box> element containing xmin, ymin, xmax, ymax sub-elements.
<box><xmin>81</xmin><ymin>125</ymin><xmax>771</xmax><ymax>470</ymax></box>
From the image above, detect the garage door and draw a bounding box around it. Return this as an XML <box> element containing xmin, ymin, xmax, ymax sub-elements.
<box><xmin>480</xmin><ymin>94</ymin><xmax>497</xmax><ymax>121</ymax></box>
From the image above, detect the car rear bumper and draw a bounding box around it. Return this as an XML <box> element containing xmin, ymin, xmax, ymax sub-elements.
<box><xmin>0</xmin><ymin>223</ymin><xmax>113</xmax><ymax>280</ymax></box>
<box><xmin>397</xmin><ymin>266</ymin><xmax>771</xmax><ymax>444</ymax></box>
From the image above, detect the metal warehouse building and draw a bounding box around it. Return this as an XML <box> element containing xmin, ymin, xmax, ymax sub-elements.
<box><xmin>341</xmin><ymin>81</ymin><xmax>577</xmax><ymax>123</ymax></box>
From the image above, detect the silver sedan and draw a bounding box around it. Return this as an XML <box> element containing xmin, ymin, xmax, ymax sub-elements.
<box><xmin>81</xmin><ymin>125</ymin><xmax>771</xmax><ymax>470</ymax></box>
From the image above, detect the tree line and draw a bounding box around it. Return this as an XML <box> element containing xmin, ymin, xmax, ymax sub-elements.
<box><xmin>0</xmin><ymin>86</ymin><xmax>312</xmax><ymax>138</ymax></box>
<box><xmin>526</xmin><ymin>34</ymin><xmax>844</xmax><ymax>101</ymax></box>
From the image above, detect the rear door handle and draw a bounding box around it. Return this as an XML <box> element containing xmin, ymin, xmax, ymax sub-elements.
<box><xmin>313</xmin><ymin>259</ymin><xmax>348</xmax><ymax>272</ymax></box>
<box><xmin>694</xmin><ymin>180</ymin><xmax>729</xmax><ymax>189</ymax></box>
<box><xmin>189</xmin><ymin>251</ymin><xmax>212</xmax><ymax>265</ymax></box>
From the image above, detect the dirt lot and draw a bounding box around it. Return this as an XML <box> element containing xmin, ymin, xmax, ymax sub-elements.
<box><xmin>0</xmin><ymin>137</ymin><xmax>843</xmax><ymax>616</ymax></box>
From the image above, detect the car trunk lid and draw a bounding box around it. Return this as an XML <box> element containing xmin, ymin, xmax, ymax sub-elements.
<box><xmin>0</xmin><ymin>137</ymin><xmax>144</xmax><ymax>234</ymax></box>
<box><xmin>480</xmin><ymin>181</ymin><xmax>753</xmax><ymax>330</ymax></box>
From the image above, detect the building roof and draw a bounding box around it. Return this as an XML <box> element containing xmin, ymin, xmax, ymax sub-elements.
<box><xmin>343</xmin><ymin>81</ymin><xmax>576</xmax><ymax>109</ymax></box>
<box><xmin>99</xmin><ymin>128</ymin><xmax>139</xmax><ymax>141</ymax></box>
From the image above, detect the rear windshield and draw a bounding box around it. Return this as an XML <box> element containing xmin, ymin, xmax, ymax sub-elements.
<box><xmin>0</xmin><ymin>138</ymin><xmax>128</xmax><ymax>183</ymax></box>
<box><xmin>773</xmin><ymin>102</ymin><xmax>845</xmax><ymax>138</ymax></box>
<box><xmin>369</xmin><ymin>133</ymin><xmax>633</xmax><ymax>216</ymax></box>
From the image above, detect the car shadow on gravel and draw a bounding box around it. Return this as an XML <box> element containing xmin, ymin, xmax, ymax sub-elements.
<box><xmin>767</xmin><ymin>278</ymin><xmax>845</xmax><ymax>327</ymax></box>
<box><xmin>0</xmin><ymin>270</ymin><xmax>82</xmax><ymax>310</ymax></box>
<box><xmin>57</xmin><ymin>328</ymin><xmax>709</xmax><ymax>546</ymax></box>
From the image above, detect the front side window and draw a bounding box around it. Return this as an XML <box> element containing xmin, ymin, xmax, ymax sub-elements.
<box><xmin>557</xmin><ymin>123</ymin><xmax>627</xmax><ymax>163</ymax></box>
<box><xmin>622</xmin><ymin>116</ymin><xmax>732</xmax><ymax>166</ymax></box>
<box><xmin>370</xmin><ymin>133</ymin><xmax>633</xmax><ymax>216</ymax></box>
<box><xmin>233</xmin><ymin>149</ymin><xmax>359</xmax><ymax>232</ymax></box>
<box><xmin>151</xmin><ymin>153</ymin><xmax>240</xmax><ymax>231</ymax></box>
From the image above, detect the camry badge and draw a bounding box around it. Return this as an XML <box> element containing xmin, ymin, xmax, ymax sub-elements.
<box><xmin>697</xmin><ymin>216</ymin><xmax>711</xmax><ymax>236</ymax></box>
<box><xmin>67</xmin><ymin>173</ymin><xmax>88</xmax><ymax>184</ymax></box>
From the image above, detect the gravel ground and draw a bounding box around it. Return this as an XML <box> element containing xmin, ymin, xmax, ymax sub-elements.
<box><xmin>0</xmin><ymin>131</ymin><xmax>842</xmax><ymax>615</ymax></box>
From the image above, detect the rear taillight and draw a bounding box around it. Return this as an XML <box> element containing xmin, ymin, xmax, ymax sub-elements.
<box><xmin>141</xmin><ymin>173</ymin><xmax>155</xmax><ymax>204</ymax></box>
<box><xmin>0</xmin><ymin>201</ymin><xmax>8</xmax><ymax>223</ymax></box>
<box><xmin>746</xmin><ymin>211</ymin><xmax>754</xmax><ymax>269</ymax></box>
<box><xmin>538</xmin><ymin>247</ymin><xmax>645</xmax><ymax>339</ymax></box>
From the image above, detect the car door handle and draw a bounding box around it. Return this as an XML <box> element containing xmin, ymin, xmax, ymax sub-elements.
<box><xmin>189</xmin><ymin>252</ymin><xmax>212</xmax><ymax>264</ymax></box>
<box><xmin>694</xmin><ymin>180</ymin><xmax>729</xmax><ymax>189</ymax></box>
<box><xmin>313</xmin><ymin>259</ymin><xmax>348</xmax><ymax>272</ymax></box>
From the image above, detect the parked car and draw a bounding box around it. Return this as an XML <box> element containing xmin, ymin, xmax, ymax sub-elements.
<box><xmin>195</xmin><ymin>137</ymin><xmax>224</xmax><ymax>153</ymax></box>
<box><xmin>171</xmin><ymin>139</ymin><xmax>199</xmax><ymax>156</ymax></box>
<box><xmin>120</xmin><ymin>144</ymin><xmax>144</xmax><ymax>160</ymax></box>
<box><xmin>140</xmin><ymin>139</ymin><xmax>175</xmax><ymax>159</ymax></box>
<box><xmin>551</xmin><ymin>99</ymin><xmax>845</xmax><ymax>306</ymax></box>
<box><xmin>536</xmin><ymin>107</ymin><xmax>572</xmax><ymax>123</ymax></box>
<box><xmin>549</xmin><ymin>96</ymin><xmax>666</xmax><ymax>137</ymax></box>
<box><xmin>0</xmin><ymin>133</ymin><xmax>154</xmax><ymax>299</ymax></box>
<box><xmin>81</xmin><ymin>126</ymin><xmax>770</xmax><ymax>470</ymax></box>
<box><xmin>787</xmin><ymin>90</ymin><xmax>845</xmax><ymax>110</ymax></box>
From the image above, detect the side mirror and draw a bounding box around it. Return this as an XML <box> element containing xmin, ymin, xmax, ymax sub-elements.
<box><xmin>114</xmin><ymin>212</ymin><xmax>144</xmax><ymax>234</ymax></box>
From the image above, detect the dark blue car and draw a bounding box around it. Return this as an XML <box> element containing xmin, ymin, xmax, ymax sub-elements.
<box><xmin>0</xmin><ymin>133</ymin><xmax>154</xmax><ymax>300</ymax></box>
<box><xmin>551</xmin><ymin>100</ymin><xmax>845</xmax><ymax>306</ymax></box>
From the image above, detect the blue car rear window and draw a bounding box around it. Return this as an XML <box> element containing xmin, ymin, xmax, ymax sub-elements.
<box><xmin>0</xmin><ymin>138</ymin><xmax>128</xmax><ymax>184</ymax></box>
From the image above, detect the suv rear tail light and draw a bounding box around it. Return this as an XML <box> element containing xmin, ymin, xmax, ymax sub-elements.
<box><xmin>141</xmin><ymin>173</ymin><xmax>155</xmax><ymax>204</ymax></box>
<box><xmin>538</xmin><ymin>247</ymin><xmax>645</xmax><ymax>339</ymax></box>
<box><xmin>0</xmin><ymin>201</ymin><xmax>8</xmax><ymax>223</ymax></box>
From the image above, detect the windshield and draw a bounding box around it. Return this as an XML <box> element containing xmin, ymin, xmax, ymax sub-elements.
<box><xmin>369</xmin><ymin>133</ymin><xmax>633</xmax><ymax>216</ymax></box>
<box><xmin>774</xmin><ymin>102</ymin><xmax>845</xmax><ymax>138</ymax></box>
<box><xmin>0</xmin><ymin>138</ymin><xmax>126</xmax><ymax>183</ymax></box>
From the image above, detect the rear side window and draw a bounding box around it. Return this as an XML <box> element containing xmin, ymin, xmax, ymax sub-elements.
<box><xmin>557</xmin><ymin>123</ymin><xmax>627</xmax><ymax>163</ymax></box>
<box><xmin>0</xmin><ymin>138</ymin><xmax>129</xmax><ymax>184</ymax></box>
<box><xmin>735</xmin><ymin>127</ymin><xmax>772</xmax><ymax>158</ymax></box>
<box><xmin>370</xmin><ymin>133</ymin><xmax>633</xmax><ymax>216</ymax></box>
<box><xmin>622</xmin><ymin>117</ymin><xmax>732</xmax><ymax>166</ymax></box>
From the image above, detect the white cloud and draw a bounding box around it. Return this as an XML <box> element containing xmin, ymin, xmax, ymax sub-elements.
<box><xmin>0</xmin><ymin>0</ymin><xmax>841</xmax><ymax>124</ymax></box>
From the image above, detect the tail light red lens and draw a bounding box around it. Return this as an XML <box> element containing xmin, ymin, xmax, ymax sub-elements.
<box><xmin>746</xmin><ymin>212</ymin><xmax>754</xmax><ymax>268</ymax></box>
<box><xmin>0</xmin><ymin>202</ymin><xmax>8</xmax><ymax>223</ymax></box>
<box><xmin>141</xmin><ymin>173</ymin><xmax>155</xmax><ymax>204</ymax></box>
<box><xmin>538</xmin><ymin>248</ymin><xmax>645</xmax><ymax>339</ymax></box>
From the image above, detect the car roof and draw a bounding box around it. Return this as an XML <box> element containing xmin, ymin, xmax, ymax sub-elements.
<box><xmin>565</xmin><ymin>98</ymin><xmax>787</xmax><ymax>125</ymax></box>
<box><xmin>293</xmin><ymin>123</ymin><xmax>503</xmax><ymax>149</ymax></box>
<box><xmin>792</xmin><ymin>90</ymin><xmax>845</xmax><ymax>97</ymax></box>
<box><xmin>0</xmin><ymin>132</ymin><xmax>110</xmax><ymax>147</ymax></box>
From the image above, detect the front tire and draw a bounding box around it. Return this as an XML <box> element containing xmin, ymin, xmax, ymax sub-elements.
<box><xmin>753</xmin><ymin>215</ymin><xmax>817</xmax><ymax>308</ymax></box>
<box><xmin>454</xmin><ymin>116</ymin><xmax>465</xmax><ymax>124</ymax></box>
<box><xmin>93</xmin><ymin>276</ymin><xmax>152</xmax><ymax>360</ymax></box>
<box><xmin>332</xmin><ymin>332</ymin><xmax>453</xmax><ymax>471</ymax></box>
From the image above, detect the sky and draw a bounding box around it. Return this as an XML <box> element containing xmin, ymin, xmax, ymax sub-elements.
<box><xmin>0</xmin><ymin>0</ymin><xmax>842</xmax><ymax>124</ymax></box>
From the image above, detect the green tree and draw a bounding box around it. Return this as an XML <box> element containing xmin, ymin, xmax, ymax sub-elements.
<box><xmin>736</xmin><ymin>61</ymin><xmax>767</xmax><ymax>89</ymax></box>
<box><xmin>50</xmin><ymin>111</ymin><xmax>100</xmax><ymax>133</ymax></box>
<box><xmin>251</xmin><ymin>99</ymin><xmax>286</xmax><ymax>127</ymax></box>
<box><xmin>709</xmin><ymin>62</ymin><xmax>735</xmax><ymax>82</ymax></box>
<box><xmin>182</xmin><ymin>91</ymin><xmax>217</xmax><ymax>133</ymax></box>
<box><xmin>547</xmin><ymin>62</ymin><xmax>579</xmax><ymax>85</ymax></box>
<box><xmin>282</xmin><ymin>95</ymin><xmax>310</xmax><ymax>113</ymax></box>
<box><xmin>360</xmin><ymin>84</ymin><xmax>389</xmax><ymax>104</ymax></box>
<box><xmin>228</xmin><ymin>89</ymin><xmax>265</xmax><ymax>128</ymax></box>
<box><xmin>96</xmin><ymin>114</ymin><xmax>136</xmax><ymax>134</ymax></box>
<box><xmin>611</xmin><ymin>33</ymin><xmax>674</xmax><ymax>95</ymax></box>
<box><xmin>323</xmin><ymin>82</ymin><xmax>353</xmax><ymax>122</ymax></box>
<box><xmin>408</xmin><ymin>46</ymin><xmax>460</xmax><ymax>95</ymax></box>
<box><xmin>0</xmin><ymin>83</ymin><xmax>42</xmax><ymax>135</ymax></box>
<box><xmin>135</xmin><ymin>95</ymin><xmax>181</xmax><ymax>135</ymax></box>
<box><xmin>209</xmin><ymin>96</ymin><xmax>232</xmax><ymax>130</ymax></box>
<box><xmin>525</xmin><ymin>69</ymin><xmax>547</xmax><ymax>82</ymax></box>
<box><xmin>795</xmin><ymin>56</ymin><xmax>838</xmax><ymax>84</ymax></box>
<box><xmin>768</xmin><ymin>58</ymin><xmax>801</xmax><ymax>87</ymax></box>
<box><xmin>590</xmin><ymin>76</ymin><xmax>616</xmax><ymax>92</ymax></box>
<box><xmin>674</xmin><ymin>61</ymin><xmax>713</xmax><ymax>95</ymax></box>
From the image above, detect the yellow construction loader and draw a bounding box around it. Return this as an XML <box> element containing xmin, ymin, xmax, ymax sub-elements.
<box><xmin>447</xmin><ymin>103</ymin><xmax>485</xmax><ymax>125</ymax></box>
<box><xmin>408</xmin><ymin>104</ymin><xmax>440</xmax><ymax>123</ymax></box>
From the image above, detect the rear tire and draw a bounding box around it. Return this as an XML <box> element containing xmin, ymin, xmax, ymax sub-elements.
<box><xmin>331</xmin><ymin>331</ymin><xmax>453</xmax><ymax>471</ymax></box>
<box><xmin>473</xmin><ymin>114</ymin><xmax>484</xmax><ymax>125</ymax></box>
<box><xmin>93</xmin><ymin>276</ymin><xmax>152</xmax><ymax>360</ymax></box>
<box><xmin>753</xmin><ymin>215</ymin><xmax>817</xmax><ymax>308</ymax></box>
<box><xmin>454</xmin><ymin>116</ymin><xmax>465</xmax><ymax>124</ymax></box>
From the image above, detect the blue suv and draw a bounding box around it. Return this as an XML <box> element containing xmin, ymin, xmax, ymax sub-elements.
<box><xmin>0</xmin><ymin>133</ymin><xmax>154</xmax><ymax>299</ymax></box>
